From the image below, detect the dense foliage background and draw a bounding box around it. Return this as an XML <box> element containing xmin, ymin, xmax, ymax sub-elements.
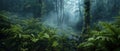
<box><xmin>0</xmin><ymin>0</ymin><xmax>120</xmax><ymax>51</ymax></box>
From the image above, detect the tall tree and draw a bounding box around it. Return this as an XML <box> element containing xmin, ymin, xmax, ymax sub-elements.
<box><xmin>82</xmin><ymin>0</ymin><xmax>91</xmax><ymax>34</ymax></box>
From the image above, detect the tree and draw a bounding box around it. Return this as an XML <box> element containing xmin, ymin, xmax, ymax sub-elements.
<box><xmin>82</xmin><ymin>0</ymin><xmax>91</xmax><ymax>34</ymax></box>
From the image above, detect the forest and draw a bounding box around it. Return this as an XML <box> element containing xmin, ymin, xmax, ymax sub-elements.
<box><xmin>0</xmin><ymin>0</ymin><xmax>120</xmax><ymax>51</ymax></box>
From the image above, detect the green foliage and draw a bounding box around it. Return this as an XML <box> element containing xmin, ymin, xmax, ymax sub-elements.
<box><xmin>0</xmin><ymin>13</ymin><xmax>78</xmax><ymax>51</ymax></box>
<box><xmin>2</xmin><ymin>11</ymin><xmax>120</xmax><ymax>51</ymax></box>
<box><xmin>78</xmin><ymin>16</ymin><xmax>120</xmax><ymax>51</ymax></box>
<box><xmin>0</xmin><ymin>14</ymin><xmax>11</xmax><ymax>29</ymax></box>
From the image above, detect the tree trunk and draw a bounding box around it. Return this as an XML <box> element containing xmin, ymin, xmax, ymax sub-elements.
<box><xmin>82</xmin><ymin>0</ymin><xmax>91</xmax><ymax>34</ymax></box>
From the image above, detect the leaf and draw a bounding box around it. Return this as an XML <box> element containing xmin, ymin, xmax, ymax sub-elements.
<box><xmin>52</xmin><ymin>41</ymin><xmax>59</xmax><ymax>47</ymax></box>
<box><xmin>87</xmin><ymin>37</ymin><xmax>95</xmax><ymax>42</ymax></box>
<box><xmin>84</xmin><ymin>43</ymin><xmax>94</xmax><ymax>47</ymax></box>
<box><xmin>96</xmin><ymin>36</ymin><xmax>106</xmax><ymax>41</ymax></box>
<box><xmin>43</xmin><ymin>33</ymin><xmax>50</xmax><ymax>39</ymax></box>
<box><xmin>31</xmin><ymin>38</ymin><xmax>39</xmax><ymax>43</ymax></box>
<box><xmin>78</xmin><ymin>42</ymin><xmax>94</xmax><ymax>48</ymax></box>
